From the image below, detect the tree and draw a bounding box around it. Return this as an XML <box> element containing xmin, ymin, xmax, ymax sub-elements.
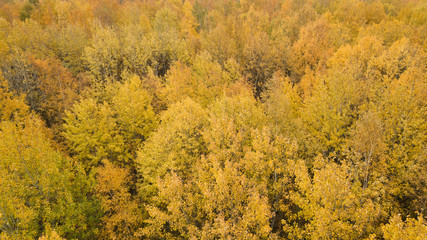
<box><xmin>201</xmin><ymin>22</ymin><xmax>237</xmax><ymax>66</ymax></box>
<box><xmin>137</xmin><ymin>98</ymin><xmax>209</xmax><ymax>203</ymax></box>
<box><xmin>334</xmin><ymin>0</ymin><xmax>386</xmax><ymax>36</ymax></box>
<box><xmin>0</xmin><ymin>116</ymin><xmax>101</xmax><ymax>239</ymax></box>
<box><xmin>0</xmin><ymin>18</ymin><xmax>10</xmax><ymax>58</ymax></box>
<box><xmin>262</xmin><ymin>73</ymin><xmax>306</xmax><ymax>160</ymax></box>
<box><xmin>63</xmin><ymin>97</ymin><xmax>122</xmax><ymax>169</ymax></box>
<box><xmin>141</xmin><ymin>93</ymin><xmax>292</xmax><ymax>239</ymax></box>
<box><xmin>63</xmin><ymin>75</ymin><xmax>156</xmax><ymax>170</ymax></box>
<box><xmin>1</xmin><ymin>50</ymin><xmax>41</xmax><ymax>112</ymax></box>
<box><xmin>84</xmin><ymin>23</ymin><xmax>123</xmax><ymax>82</ymax></box>
<box><xmin>302</xmin><ymin>70</ymin><xmax>359</xmax><ymax>160</ymax></box>
<box><xmin>284</xmin><ymin>157</ymin><xmax>383</xmax><ymax>239</ymax></box>
<box><xmin>241</xmin><ymin>31</ymin><xmax>278</xmax><ymax>97</ymax></box>
<box><xmin>301</xmin><ymin>36</ymin><xmax>385</xmax><ymax>160</ymax></box>
<box><xmin>1</xmin><ymin>0</ymin><xmax>426</xmax><ymax>238</ymax></box>
<box><xmin>110</xmin><ymin>75</ymin><xmax>157</xmax><ymax>160</ymax></box>
<box><xmin>347</xmin><ymin>110</ymin><xmax>386</xmax><ymax>190</ymax></box>
<box><xmin>0</xmin><ymin>73</ymin><xmax>29</xmax><ymax>122</ymax></box>
<box><xmin>121</xmin><ymin>22</ymin><xmax>152</xmax><ymax>78</ymax></box>
<box><xmin>375</xmin><ymin>38</ymin><xmax>427</xmax><ymax>217</ymax></box>
<box><xmin>92</xmin><ymin>0</ymin><xmax>120</xmax><ymax>26</ymax></box>
<box><xmin>179</xmin><ymin>0</ymin><xmax>199</xmax><ymax>51</ymax></box>
<box><xmin>5</xmin><ymin>20</ymin><xmax>52</xmax><ymax>59</ymax></box>
<box><xmin>162</xmin><ymin>51</ymin><xmax>238</xmax><ymax>106</ymax></box>
<box><xmin>277</xmin><ymin>2</ymin><xmax>318</xmax><ymax>43</ymax></box>
<box><xmin>38</xmin><ymin>227</ymin><xmax>65</xmax><ymax>240</ymax></box>
<box><xmin>359</xmin><ymin>20</ymin><xmax>411</xmax><ymax>47</ymax></box>
<box><xmin>19</xmin><ymin>1</ymin><xmax>35</xmax><ymax>21</ymax></box>
<box><xmin>289</xmin><ymin>16</ymin><xmax>336</xmax><ymax>81</ymax></box>
<box><xmin>379</xmin><ymin>68</ymin><xmax>426</xmax><ymax>217</ymax></box>
<box><xmin>29</xmin><ymin>56</ymin><xmax>79</xmax><ymax>129</ymax></box>
<box><xmin>120</xmin><ymin>6</ymin><xmax>189</xmax><ymax>78</ymax></box>
<box><xmin>46</xmin><ymin>24</ymin><xmax>89</xmax><ymax>76</ymax></box>
<box><xmin>95</xmin><ymin>160</ymin><xmax>142</xmax><ymax>240</ymax></box>
<box><xmin>382</xmin><ymin>214</ymin><xmax>427</xmax><ymax>240</ymax></box>
<box><xmin>150</xmin><ymin>7</ymin><xmax>189</xmax><ymax>77</ymax></box>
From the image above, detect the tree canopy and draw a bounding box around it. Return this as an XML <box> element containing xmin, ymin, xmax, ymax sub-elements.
<box><xmin>0</xmin><ymin>0</ymin><xmax>425</xmax><ymax>239</ymax></box>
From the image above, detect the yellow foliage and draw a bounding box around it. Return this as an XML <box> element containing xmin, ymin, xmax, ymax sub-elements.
<box><xmin>96</xmin><ymin>160</ymin><xmax>141</xmax><ymax>240</ymax></box>
<box><xmin>1</xmin><ymin>0</ymin><xmax>426</xmax><ymax>238</ymax></box>
<box><xmin>63</xmin><ymin>75</ymin><xmax>156</xmax><ymax>169</ymax></box>
<box><xmin>0</xmin><ymin>73</ymin><xmax>29</xmax><ymax>122</ymax></box>
<box><xmin>38</xmin><ymin>227</ymin><xmax>65</xmax><ymax>240</ymax></box>
<box><xmin>382</xmin><ymin>214</ymin><xmax>427</xmax><ymax>240</ymax></box>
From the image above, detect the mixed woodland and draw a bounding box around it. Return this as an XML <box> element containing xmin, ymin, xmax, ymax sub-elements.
<box><xmin>0</xmin><ymin>0</ymin><xmax>426</xmax><ymax>239</ymax></box>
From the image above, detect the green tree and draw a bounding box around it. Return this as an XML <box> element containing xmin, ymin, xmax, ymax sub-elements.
<box><xmin>19</xmin><ymin>1</ymin><xmax>35</xmax><ymax>21</ymax></box>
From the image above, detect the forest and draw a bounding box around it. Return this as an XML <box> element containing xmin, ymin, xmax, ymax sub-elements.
<box><xmin>0</xmin><ymin>0</ymin><xmax>426</xmax><ymax>239</ymax></box>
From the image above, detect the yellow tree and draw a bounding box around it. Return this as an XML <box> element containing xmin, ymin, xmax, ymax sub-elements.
<box><xmin>334</xmin><ymin>0</ymin><xmax>386</xmax><ymax>37</ymax></box>
<box><xmin>0</xmin><ymin>18</ymin><xmax>10</xmax><ymax>58</ymax></box>
<box><xmin>149</xmin><ymin>6</ymin><xmax>189</xmax><ymax>77</ymax></box>
<box><xmin>302</xmin><ymin>36</ymin><xmax>384</xmax><ymax>160</ymax></box>
<box><xmin>0</xmin><ymin>115</ymin><xmax>101</xmax><ymax>239</ymax></box>
<box><xmin>141</xmin><ymin>93</ymin><xmax>293</xmax><ymax>238</ymax></box>
<box><xmin>382</xmin><ymin>214</ymin><xmax>427</xmax><ymax>240</ymax></box>
<box><xmin>95</xmin><ymin>160</ymin><xmax>142</xmax><ymax>240</ymax></box>
<box><xmin>201</xmin><ymin>22</ymin><xmax>237</xmax><ymax>66</ymax></box>
<box><xmin>0</xmin><ymin>73</ymin><xmax>29</xmax><ymax>122</ymax></box>
<box><xmin>302</xmin><ymin>70</ymin><xmax>360</xmax><ymax>160</ymax></box>
<box><xmin>137</xmin><ymin>98</ymin><xmax>209</xmax><ymax>203</ymax></box>
<box><xmin>284</xmin><ymin>157</ymin><xmax>383</xmax><ymax>239</ymax></box>
<box><xmin>179</xmin><ymin>0</ymin><xmax>199</xmax><ymax>51</ymax></box>
<box><xmin>63</xmin><ymin>75</ymin><xmax>156</xmax><ymax>170</ymax></box>
<box><xmin>47</xmin><ymin>23</ymin><xmax>90</xmax><ymax>76</ymax></box>
<box><xmin>289</xmin><ymin>16</ymin><xmax>335</xmax><ymax>80</ymax></box>
<box><xmin>110</xmin><ymin>75</ymin><xmax>157</xmax><ymax>159</ymax></box>
<box><xmin>347</xmin><ymin>110</ymin><xmax>387</xmax><ymax>190</ymax></box>
<box><xmin>380</xmin><ymin>75</ymin><xmax>426</xmax><ymax>216</ymax></box>
<box><xmin>84</xmin><ymin>22</ymin><xmax>122</xmax><ymax>82</ymax></box>
<box><xmin>37</xmin><ymin>227</ymin><xmax>65</xmax><ymax>240</ymax></box>
<box><xmin>63</xmin><ymin>97</ymin><xmax>122</xmax><ymax>169</ymax></box>
<box><xmin>241</xmin><ymin>31</ymin><xmax>278</xmax><ymax>97</ymax></box>
<box><xmin>162</xmin><ymin>51</ymin><xmax>238</xmax><ymax>106</ymax></box>
<box><xmin>374</xmin><ymin>38</ymin><xmax>427</xmax><ymax>217</ymax></box>
<box><xmin>262</xmin><ymin>73</ymin><xmax>302</xmax><ymax>145</ymax></box>
<box><xmin>5</xmin><ymin>20</ymin><xmax>52</xmax><ymax>59</ymax></box>
<box><xmin>277</xmin><ymin>1</ymin><xmax>318</xmax><ymax>43</ymax></box>
<box><xmin>121</xmin><ymin>22</ymin><xmax>152</xmax><ymax>78</ymax></box>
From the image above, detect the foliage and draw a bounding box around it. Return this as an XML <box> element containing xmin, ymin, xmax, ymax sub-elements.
<box><xmin>0</xmin><ymin>116</ymin><xmax>101</xmax><ymax>239</ymax></box>
<box><xmin>382</xmin><ymin>214</ymin><xmax>427</xmax><ymax>240</ymax></box>
<box><xmin>0</xmin><ymin>0</ymin><xmax>426</xmax><ymax>238</ymax></box>
<box><xmin>95</xmin><ymin>160</ymin><xmax>141</xmax><ymax>239</ymax></box>
<box><xmin>63</xmin><ymin>75</ymin><xmax>156</xmax><ymax>170</ymax></box>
